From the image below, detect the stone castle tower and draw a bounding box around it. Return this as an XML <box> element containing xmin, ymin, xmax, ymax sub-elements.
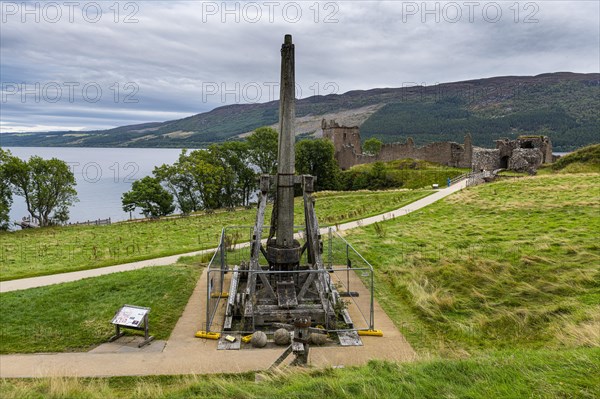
<box><xmin>321</xmin><ymin>118</ymin><xmax>473</xmax><ymax>170</ymax></box>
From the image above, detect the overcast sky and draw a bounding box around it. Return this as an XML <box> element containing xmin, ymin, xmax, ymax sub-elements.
<box><xmin>1</xmin><ymin>0</ymin><xmax>598</xmax><ymax>133</ymax></box>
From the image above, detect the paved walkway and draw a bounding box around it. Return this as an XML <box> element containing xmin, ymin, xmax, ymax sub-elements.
<box><xmin>0</xmin><ymin>180</ymin><xmax>467</xmax><ymax>293</ymax></box>
<box><xmin>0</xmin><ymin>264</ymin><xmax>417</xmax><ymax>378</ymax></box>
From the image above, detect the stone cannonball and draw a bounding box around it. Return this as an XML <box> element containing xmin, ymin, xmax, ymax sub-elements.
<box><xmin>309</xmin><ymin>332</ymin><xmax>328</xmax><ymax>346</ymax></box>
<box><xmin>251</xmin><ymin>331</ymin><xmax>268</xmax><ymax>348</ymax></box>
<box><xmin>273</xmin><ymin>328</ymin><xmax>291</xmax><ymax>345</ymax></box>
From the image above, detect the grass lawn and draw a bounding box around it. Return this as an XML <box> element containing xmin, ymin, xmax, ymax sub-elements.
<box><xmin>1</xmin><ymin>349</ymin><xmax>598</xmax><ymax>398</ymax></box>
<box><xmin>0</xmin><ymin>190</ymin><xmax>430</xmax><ymax>281</ymax></box>
<box><xmin>346</xmin><ymin>173</ymin><xmax>600</xmax><ymax>354</ymax></box>
<box><xmin>0</xmin><ymin>257</ymin><xmax>201</xmax><ymax>354</ymax></box>
<box><xmin>1</xmin><ymin>173</ymin><xmax>598</xmax><ymax>398</ymax></box>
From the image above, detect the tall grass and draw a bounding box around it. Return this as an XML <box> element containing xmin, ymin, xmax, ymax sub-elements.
<box><xmin>348</xmin><ymin>174</ymin><xmax>600</xmax><ymax>354</ymax></box>
<box><xmin>552</xmin><ymin>143</ymin><xmax>600</xmax><ymax>172</ymax></box>
<box><xmin>1</xmin><ymin>349</ymin><xmax>598</xmax><ymax>398</ymax></box>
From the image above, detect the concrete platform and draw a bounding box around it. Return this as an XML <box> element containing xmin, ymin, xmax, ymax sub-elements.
<box><xmin>89</xmin><ymin>337</ymin><xmax>166</xmax><ymax>354</ymax></box>
<box><xmin>0</xmin><ymin>266</ymin><xmax>417</xmax><ymax>378</ymax></box>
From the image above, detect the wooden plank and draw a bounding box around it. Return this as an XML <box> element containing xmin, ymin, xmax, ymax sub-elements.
<box><xmin>223</xmin><ymin>266</ymin><xmax>240</xmax><ymax>331</ymax></box>
<box><xmin>341</xmin><ymin>309</ymin><xmax>354</xmax><ymax>329</ymax></box>
<box><xmin>277</xmin><ymin>281</ymin><xmax>298</xmax><ymax>308</ymax></box>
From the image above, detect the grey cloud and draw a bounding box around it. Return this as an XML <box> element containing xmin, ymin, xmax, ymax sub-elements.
<box><xmin>1</xmin><ymin>0</ymin><xmax>598</xmax><ymax>132</ymax></box>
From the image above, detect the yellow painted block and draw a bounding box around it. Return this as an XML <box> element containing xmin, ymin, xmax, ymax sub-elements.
<box><xmin>241</xmin><ymin>334</ymin><xmax>253</xmax><ymax>343</ymax></box>
<box><xmin>195</xmin><ymin>330</ymin><xmax>221</xmax><ymax>340</ymax></box>
<box><xmin>210</xmin><ymin>292</ymin><xmax>229</xmax><ymax>298</ymax></box>
<box><xmin>358</xmin><ymin>329</ymin><xmax>384</xmax><ymax>337</ymax></box>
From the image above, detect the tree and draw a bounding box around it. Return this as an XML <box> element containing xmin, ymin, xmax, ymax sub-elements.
<box><xmin>296</xmin><ymin>139</ymin><xmax>340</xmax><ymax>191</ymax></box>
<box><xmin>122</xmin><ymin>176</ymin><xmax>175</xmax><ymax>218</ymax></box>
<box><xmin>210</xmin><ymin>142</ymin><xmax>257</xmax><ymax>207</ymax></box>
<box><xmin>154</xmin><ymin>151</ymin><xmax>201</xmax><ymax>215</ymax></box>
<box><xmin>3</xmin><ymin>154</ymin><xmax>78</xmax><ymax>226</ymax></box>
<box><xmin>363</xmin><ymin>137</ymin><xmax>383</xmax><ymax>156</ymax></box>
<box><xmin>247</xmin><ymin>126</ymin><xmax>278</xmax><ymax>174</ymax></box>
<box><xmin>181</xmin><ymin>149</ymin><xmax>225</xmax><ymax>211</ymax></box>
<box><xmin>0</xmin><ymin>148</ymin><xmax>13</xmax><ymax>230</ymax></box>
<box><xmin>155</xmin><ymin>144</ymin><xmax>259</xmax><ymax>213</ymax></box>
<box><xmin>367</xmin><ymin>162</ymin><xmax>392</xmax><ymax>189</ymax></box>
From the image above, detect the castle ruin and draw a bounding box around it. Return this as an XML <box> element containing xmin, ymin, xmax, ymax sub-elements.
<box><xmin>471</xmin><ymin>136</ymin><xmax>553</xmax><ymax>174</ymax></box>
<box><xmin>321</xmin><ymin>119</ymin><xmax>552</xmax><ymax>174</ymax></box>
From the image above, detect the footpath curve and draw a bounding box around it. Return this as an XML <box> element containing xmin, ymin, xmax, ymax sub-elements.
<box><xmin>0</xmin><ymin>180</ymin><xmax>467</xmax><ymax>293</ymax></box>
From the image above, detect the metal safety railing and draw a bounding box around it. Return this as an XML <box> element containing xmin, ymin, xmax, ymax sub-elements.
<box><xmin>449</xmin><ymin>172</ymin><xmax>470</xmax><ymax>186</ymax></box>
<box><xmin>204</xmin><ymin>226</ymin><xmax>375</xmax><ymax>333</ymax></box>
<box><xmin>324</xmin><ymin>228</ymin><xmax>375</xmax><ymax>331</ymax></box>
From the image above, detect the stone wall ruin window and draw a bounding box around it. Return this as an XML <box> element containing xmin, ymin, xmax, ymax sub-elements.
<box><xmin>521</xmin><ymin>141</ymin><xmax>534</xmax><ymax>149</ymax></box>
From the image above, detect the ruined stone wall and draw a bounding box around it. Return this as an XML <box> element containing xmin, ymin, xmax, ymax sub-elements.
<box><xmin>509</xmin><ymin>148</ymin><xmax>543</xmax><ymax>174</ymax></box>
<box><xmin>473</xmin><ymin>135</ymin><xmax>552</xmax><ymax>173</ymax></box>
<box><xmin>321</xmin><ymin>120</ymin><xmax>360</xmax><ymax>151</ymax></box>
<box><xmin>321</xmin><ymin>118</ymin><xmax>473</xmax><ymax>170</ymax></box>
<box><xmin>375</xmin><ymin>140</ymin><xmax>471</xmax><ymax>167</ymax></box>
<box><xmin>515</xmin><ymin>136</ymin><xmax>553</xmax><ymax>164</ymax></box>
<box><xmin>472</xmin><ymin>148</ymin><xmax>501</xmax><ymax>171</ymax></box>
<box><xmin>320</xmin><ymin>118</ymin><xmax>550</xmax><ymax>173</ymax></box>
<box><xmin>321</xmin><ymin>119</ymin><xmax>362</xmax><ymax>169</ymax></box>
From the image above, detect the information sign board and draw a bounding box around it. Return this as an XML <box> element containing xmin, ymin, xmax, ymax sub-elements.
<box><xmin>109</xmin><ymin>304</ymin><xmax>154</xmax><ymax>347</ymax></box>
<box><xmin>112</xmin><ymin>306</ymin><xmax>149</xmax><ymax>328</ymax></box>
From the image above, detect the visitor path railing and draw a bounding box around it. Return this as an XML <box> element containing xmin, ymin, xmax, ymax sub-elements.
<box><xmin>204</xmin><ymin>226</ymin><xmax>375</xmax><ymax>334</ymax></box>
<box><xmin>448</xmin><ymin>172</ymin><xmax>470</xmax><ymax>186</ymax></box>
<box><xmin>449</xmin><ymin>171</ymin><xmax>490</xmax><ymax>187</ymax></box>
<box><xmin>465</xmin><ymin>171</ymin><xmax>489</xmax><ymax>187</ymax></box>
<box><xmin>68</xmin><ymin>218</ymin><xmax>111</xmax><ymax>227</ymax></box>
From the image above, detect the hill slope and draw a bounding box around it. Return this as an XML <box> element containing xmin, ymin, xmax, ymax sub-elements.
<box><xmin>552</xmin><ymin>143</ymin><xmax>600</xmax><ymax>172</ymax></box>
<box><xmin>2</xmin><ymin>72</ymin><xmax>598</xmax><ymax>151</ymax></box>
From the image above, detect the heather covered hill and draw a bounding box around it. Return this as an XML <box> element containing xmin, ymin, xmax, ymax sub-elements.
<box><xmin>2</xmin><ymin>72</ymin><xmax>598</xmax><ymax>151</ymax></box>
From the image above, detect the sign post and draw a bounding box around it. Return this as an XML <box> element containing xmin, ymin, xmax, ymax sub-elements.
<box><xmin>110</xmin><ymin>304</ymin><xmax>154</xmax><ymax>348</ymax></box>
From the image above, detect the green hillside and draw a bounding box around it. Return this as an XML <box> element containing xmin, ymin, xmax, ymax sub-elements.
<box><xmin>360</xmin><ymin>81</ymin><xmax>599</xmax><ymax>150</ymax></box>
<box><xmin>2</xmin><ymin>72</ymin><xmax>598</xmax><ymax>151</ymax></box>
<box><xmin>352</xmin><ymin>174</ymin><xmax>600</xmax><ymax>353</ymax></box>
<box><xmin>552</xmin><ymin>143</ymin><xmax>600</xmax><ymax>173</ymax></box>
